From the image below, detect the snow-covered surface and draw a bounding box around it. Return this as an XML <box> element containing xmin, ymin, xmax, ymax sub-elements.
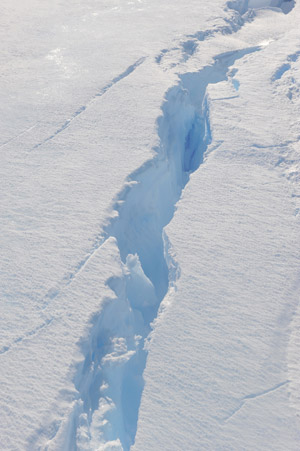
<box><xmin>1</xmin><ymin>0</ymin><xmax>300</xmax><ymax>450</ymax></box>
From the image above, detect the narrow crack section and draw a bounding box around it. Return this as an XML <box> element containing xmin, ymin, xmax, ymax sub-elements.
<box><xmin>223</xmin><ymin>381</ymin><xmax>289</xmax><ymax>423</ymax></box>
<box><xmin>30</xmin><ymin>57</ymin><xmax>146</xmax><ymax>152</ymax></box>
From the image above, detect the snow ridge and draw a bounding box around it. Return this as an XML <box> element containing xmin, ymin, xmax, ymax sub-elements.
<box><xmin>63</xmin><ymin>42</ymin><xmax>265</xmax><ymax>450</ymax></box>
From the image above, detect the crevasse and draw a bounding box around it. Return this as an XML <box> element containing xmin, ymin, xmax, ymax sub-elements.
<box><xmin>69</xmin><ymin>45</ymin><xmax>263</xmax><ymax>451</ymax></box>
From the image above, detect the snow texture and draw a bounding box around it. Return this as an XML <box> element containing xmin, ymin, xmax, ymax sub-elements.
<box><xmin>0</xmin><ymin>0</ymin><xmax>300</xmax><ymax>450</ymax></box>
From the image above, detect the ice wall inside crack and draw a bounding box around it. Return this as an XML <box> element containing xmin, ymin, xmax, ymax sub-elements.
<box><xmin>72</xmin><ymin>265</ymin><xmax>148</xmax><ymax>451</ymax></box>
<box><xmin>70</xmin><ymin>88</ymin><xmax>207</xmax><ymax>450</ymax></box>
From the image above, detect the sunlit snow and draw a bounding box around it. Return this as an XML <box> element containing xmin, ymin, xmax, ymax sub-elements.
<box><xmin>0</xmin><ymin>0</ymin><xmax>300</xmax><ymax>450</ymax></box>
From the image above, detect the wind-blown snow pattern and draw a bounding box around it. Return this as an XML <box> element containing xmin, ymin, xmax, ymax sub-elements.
<box><xmin>1</xmin><ymin>0</ymin><xmax>300</xmax><ymax>450</ymax></box>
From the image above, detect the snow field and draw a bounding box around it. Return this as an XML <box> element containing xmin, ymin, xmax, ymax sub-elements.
<box><xmin>0</xmin><ymin>0</ymin><xmax>300</xmax><ymax>449</ymax></box>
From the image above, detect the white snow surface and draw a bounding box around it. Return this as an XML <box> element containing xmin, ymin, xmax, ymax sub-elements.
<box><xmin>1</xmin><ymin>0</ymin><xmax>300</xmax><ymax>450</ymax></box>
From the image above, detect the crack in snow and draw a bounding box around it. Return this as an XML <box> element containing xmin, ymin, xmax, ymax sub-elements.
<box><xmin>155</xmin><ymin>10</ymin><xmax>248</xmax><ymax>68</ymax></box>
<box><xmin>40</xmin><ymin>235</ymin><xmax>109</xmax><ymax>310</ymax></box>
<box><xmin>0</xmin><ymin>123</ymin><xmax>38</xmax><ymax>149</ymax></box>
<box><xmin>0</xmin><ymin>234</ymin><xmax>110</xmax><ymax>356</ymax></box>
<box><xmin>223</xmin><ymin>380</ymin><xmax>290</xmax><ymax>423</ymax></box>
<box><xmin>0</xmin><ymin>318</ymin><xmax>54</xmax><ymax>355</ymax></box>
<box><xmin>155</xmin><ymin>0</ymin><xmax>292</xmax><ymax>70</ymax></box>
<box><xmin>30</xmin><ymin>2</ymin><xmax>294</xmax><ymax>448</ymax></box>
<box><xmin>29</xmin><ymin>57</ymin><xmax>146</xmax><ymax>152</ymax></box>
<box><xmin>58</xmin><ymin>43</ymin><xmax>265</xmax><ymax>451</ymax></box>
<box><xmin>0</xmin><ymin>55</ymin><xmax>147</xmax><ymax>355</ymax></box>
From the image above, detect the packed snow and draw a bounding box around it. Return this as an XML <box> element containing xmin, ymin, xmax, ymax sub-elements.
<box><xmin>0</xmin><ymin>0</ymin><xmax>300</xmax><ymax>450</ymax></box>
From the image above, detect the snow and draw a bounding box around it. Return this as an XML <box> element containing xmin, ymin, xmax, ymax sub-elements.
<box><xmin>1</xmin><ymin>0</ymin><xmax>300</xmax><ymax>450</ymax></box>
<box><xmin>133</xmin><ymin>4</ymin><xmax>300</xmax><ymax>450</ymax></box>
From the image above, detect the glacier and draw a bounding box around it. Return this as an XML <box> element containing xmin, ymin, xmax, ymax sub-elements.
<box><xmin>0</xmin><ymin>0</ymin><xmax>300</xmax><ymax>450</ymax></box>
